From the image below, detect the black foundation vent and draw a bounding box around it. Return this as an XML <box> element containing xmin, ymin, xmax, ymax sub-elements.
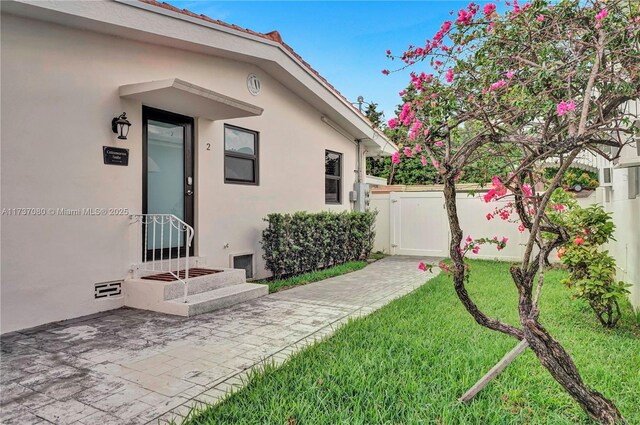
<box><xmin>94</xmin><ymin>281</ymin><xmax>122</xmax><ymax>299</ymax></box>
<box><xmin>233</xmin><ymin>254</ymin><xmax>254</xmax><ymax>279</ymax></box>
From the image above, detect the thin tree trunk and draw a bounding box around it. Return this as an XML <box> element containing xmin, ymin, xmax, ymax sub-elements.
<box><xmin>441</xmin><ymin>172</ymin><xmax>624</xmax><ymax>424</ymax></box>
<box><xmin>443</xmin><ymin>175</ymin><xmax>524</xmax><ymax>340</ymax></box>
<box><xmin>521</xmin><ymin>318</ymin><xmax>624</xmax><ymax>424</ymax></box>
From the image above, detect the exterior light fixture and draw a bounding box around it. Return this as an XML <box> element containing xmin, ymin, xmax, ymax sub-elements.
<box><xmin>111</xmin><ymin>112</ymin><xmax>131</xmax><ymax>140</ymax></box>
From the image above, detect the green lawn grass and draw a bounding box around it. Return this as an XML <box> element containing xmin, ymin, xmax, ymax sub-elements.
<box><xmin>188</xmin><ymin>260</ymin><xmax>640</xmax><ymax>424</ymax></box>
<box><xmin>261</xmin><ymin>261</ymin><xmax>368</xmax><ymax>293</ymax></box>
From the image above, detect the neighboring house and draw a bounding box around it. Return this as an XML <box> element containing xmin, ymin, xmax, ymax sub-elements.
<box><xmin>594</xmin><ymin>99</ymin><xmax>640</xmax><ymax>310</ymax></box>
<box><xmin>0</xmin><ymin>0</ymin><xmax>395</xmax><ymax>333</ymax></box>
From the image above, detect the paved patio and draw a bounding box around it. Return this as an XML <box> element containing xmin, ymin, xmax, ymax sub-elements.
<box><xmin>0</xmin><ymin>256</ymin><xmax>439</xmax><ymax>424</ymax></box>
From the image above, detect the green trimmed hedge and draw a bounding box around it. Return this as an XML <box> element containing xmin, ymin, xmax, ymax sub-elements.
<box><xmin>261</xmin><ymin>211</ymin><xmax>377</xmax><ymax>279</ymax></box>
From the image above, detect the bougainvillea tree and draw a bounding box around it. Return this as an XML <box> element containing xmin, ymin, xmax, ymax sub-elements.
<box><xmin>384</xmin><ymin>0</ymin><xmax>639</xmax><ymax>422</ymax></box>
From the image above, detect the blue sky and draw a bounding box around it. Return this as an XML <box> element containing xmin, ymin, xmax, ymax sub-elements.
<box><xmin>169</xmin><ymin>1</ymin><xmax>467</xmax><ymax>121</ymax></box>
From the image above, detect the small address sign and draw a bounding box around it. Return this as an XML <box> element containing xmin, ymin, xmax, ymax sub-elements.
<box><xmin>103</xmin><ymin>146</ymin><xmax>129</xmax><ymax>166</ymax></box>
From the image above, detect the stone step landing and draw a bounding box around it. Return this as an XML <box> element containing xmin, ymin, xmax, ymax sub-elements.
<box><xmin>165</xmin><ymin>283</ymin><xmax>268</xmax><ymax>316</ymax></box>
<box><xmin>123</xmin><ymin>267</ymin><xmax>267</xmax><ymax>317</ymax></box>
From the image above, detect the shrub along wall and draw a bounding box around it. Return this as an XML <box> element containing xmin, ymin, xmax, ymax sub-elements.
<box><xmin>261</xmin><ymin>211</ymin><xmax>377</xmax><ymax>279</ymax></box>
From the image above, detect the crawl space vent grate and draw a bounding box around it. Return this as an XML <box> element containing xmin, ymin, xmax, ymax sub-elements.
<box><xmin>94</xmin><ymin>281</ymin><xmax>122</xmax><ymax>299</ymax></box>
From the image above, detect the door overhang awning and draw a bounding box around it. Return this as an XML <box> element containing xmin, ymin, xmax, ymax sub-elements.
<box><xmin>119</xmin><ymin>78</ymin><xmax>263</xmax><ymax>120</ymax></box>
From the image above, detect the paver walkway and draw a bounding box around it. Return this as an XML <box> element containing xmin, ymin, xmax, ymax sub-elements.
<box><xmin>0</xmin><ymin>256</ymin><xmax>439</xmax><ymax>424</ymax></box>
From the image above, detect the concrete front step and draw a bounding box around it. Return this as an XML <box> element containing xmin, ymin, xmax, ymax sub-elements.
<box><xmin>123</xmin><ymin>268</ymin><xmax>267</xmax><ymax>316</ymax></box>
<box><xmin>125</xmin><ymin>268</ymin><xmax>244</xmax><ymax>301</ymax></box>
<box><xmin>165</xmin><ymin>283</ymin><xmax>268</xmax><ymax>316</ymax></box>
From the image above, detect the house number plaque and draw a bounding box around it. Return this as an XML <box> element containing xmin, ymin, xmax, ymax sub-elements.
<box><xmin>103</xmin><ymin>146</ymin><xmax>129</xmax><ymax>166</ymax></box>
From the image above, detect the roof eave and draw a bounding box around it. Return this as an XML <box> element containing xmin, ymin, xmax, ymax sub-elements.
<box><xmin>2</xmin><ymin>0</ymin><xmax>396</xmax><ymax>152</ymax></box>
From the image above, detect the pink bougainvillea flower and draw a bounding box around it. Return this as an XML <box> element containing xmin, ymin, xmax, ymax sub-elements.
<box><xmin>399</xmin><ymin>102</ymin><xmax>412</xmax><ymax>124</ymax></box>
<box><xmin>456</xmin><ymin>5</ymin><xmax>477</xmax><ymax>26</ymax></box>
<box><xmin>557</xmin><ymin>101</ymin><xmax>568</xmax><ymax>116</ymax></box>
<box><xmin>574</xmin><ymin>236</ymin><xmax>584</xmax><ymax>245</ymax></box>
<box><xmin>411</xmin><ymin>118</ymin><xmax>423</xmax><ymax>134</ymax></box>
<box><xmin>522</xmin><ymin>183</ymin><xmax>533</xmax><ymax>197</ymax></box>
<box><xmin>418</xmin><ymin>262</ymin><xmax>428</xmax><ymax>271</ymax></box>
<box><xmin>489</xmin><ymin>79</ymin><xmax>506</xmax><ymax>91</ymax></box>
<box><xmin>483</xmin><ymin>176</ymin><xmax>509</xmax><ymax>203</ymax></box>
<box><xmin>433</xmin><ymin>21</ymin><xmax>452</xmax><ymax>45</ymax></box>
<box><xmin>536</xmin><ymin>15</ymin><xmax>544</xmax><ymax>22</ymax></box>
<box><xmin>388</xmin><ymin>118</ymin><xmax>398</xmax><ymax>129</ymax></box>
<box><xmin>415</xmin><ymin>144</ymin><xmax>422</xmax><ymax>153</ymax></box>
<box><xmin>506</xmin><ymin>70</ymin><xmax>515</xmax><ymax>79</ymax></box>
<box><xmin>386</xmin><ymin>49</ymin><xmax>392</xmax><ymax>55</ymax></box>
<box><xmin>486</xmin><ymin>213</ymin><xmax>493</xmax><ymax>221</ymax></box>
<box><xmin>404</xmin><ymin>146</ymin><xmax>413</xmax><ymax>157</ymax></box>
<box><xmin>432</xmin><ymin>160</ymin><xmax>440</xmax><ymax>168</ymax></box>
<box><xmin>518</xmin><ymin>223</ymin><xmax>526</xmax><ymax>233</ymax></box>
<box><xmin>501</xmin><ymin>237</ymin><xmax>508</xmax><ymax>244</ymax></box>
<box><xmin>382</xmin><ymin>69</ymin><xmax>390</xmax><ymax>75</ymax></box>
<box><xmin>484</xmin><ymin>189</ymin><xmax>496</xmax><ymax>203</ymax></box>
<box><xmin>483</xmin><ymin>3</ymin><xmax>496</xmax><ymax>19</ymax></box>
<box><xmin>595</xmin><ymin>9</ymin><xmax>608</xmax><ymax>22</ymax></box>
<box><xmin>392</xmin><ymin>151</ymin><xmax>401</xmax><ymax>164</ymax></box>
<box><xmin>493</xmin><ymin>176</ymin><xmax>507</xmax><ymax>197</ymax></box>
<box><xmin>472</xmin><ymin>246</ymin><xmax>480</xmax><ymax>254</ymax></box>
<box><xmin>439</xmin><ymin>262</ymin><xmax>451</xmax><ymax>273</ymax></box>
<box><xmin>445</xmin><ymin>68</ymin><xmax>454</xmax><ymax>83</ymax></box>
<box><xmin>435</xmin><ymin>140</ymin><xmax>443</xmax><ymax>147</ymax></box>
<box><xmin>420</xmin><ymin>156</ymin><xmax>427</xmax><ymax>167</ymax></box>
<box><xmin>552</xmin><ymin>203</ymin><xmax>565</xmax><ymax>211</ymax></box>
<box><xmin>466</xmin><ymin>235</ymin><xmax>473</xmax><ymax>243</ymax></box>
<box><xmin>557</xmin><ymin>100</ymin><xmax>576</xmax><ymax>116</ymax></box>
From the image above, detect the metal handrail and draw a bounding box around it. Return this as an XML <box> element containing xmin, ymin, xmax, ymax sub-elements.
<box><xmin>130</xmin><ymin>214</ymin><xmax>194</xmax><ymax>303</ymax></box>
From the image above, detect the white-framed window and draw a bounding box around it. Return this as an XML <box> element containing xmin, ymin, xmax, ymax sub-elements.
<box><xmin>325</xmin><ymin>150</ymin><xmax>342</xmax><ymax>204</ymax></box>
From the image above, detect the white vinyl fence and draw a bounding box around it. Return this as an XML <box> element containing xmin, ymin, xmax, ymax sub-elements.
<box><xmin>372</xmin><ymin>190</ymin><xmax>597</xmax><ymax>260</ymax></box>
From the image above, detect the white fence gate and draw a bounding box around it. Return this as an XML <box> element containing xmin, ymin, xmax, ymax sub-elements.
<box><xmin>389</xmin><ymin>192</ymin><xmax>449</xmax><ymax>256</ymax></box>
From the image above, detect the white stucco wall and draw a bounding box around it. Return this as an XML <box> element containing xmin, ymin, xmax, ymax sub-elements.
<box><xmin>1</xmin><ymin>14</ymin><xmax>359</xmax><ymax>332</ymax></box>
<box><xmin>599</xmin><ymin>172</ymin><xmax>640</xmax><ymax>310</ymax></box>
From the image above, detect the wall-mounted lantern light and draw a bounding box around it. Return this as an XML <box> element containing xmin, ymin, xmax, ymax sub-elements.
<box><xmin>111</xmin><ymin>112</ymin><xmax>131</xmax><ymax>140</ymax></box>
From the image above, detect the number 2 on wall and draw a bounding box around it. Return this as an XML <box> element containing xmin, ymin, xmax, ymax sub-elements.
<box><xmin>206</xmin><ymin>143</ymin><xmax>211</xmax><ymax>151</ymax></box>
